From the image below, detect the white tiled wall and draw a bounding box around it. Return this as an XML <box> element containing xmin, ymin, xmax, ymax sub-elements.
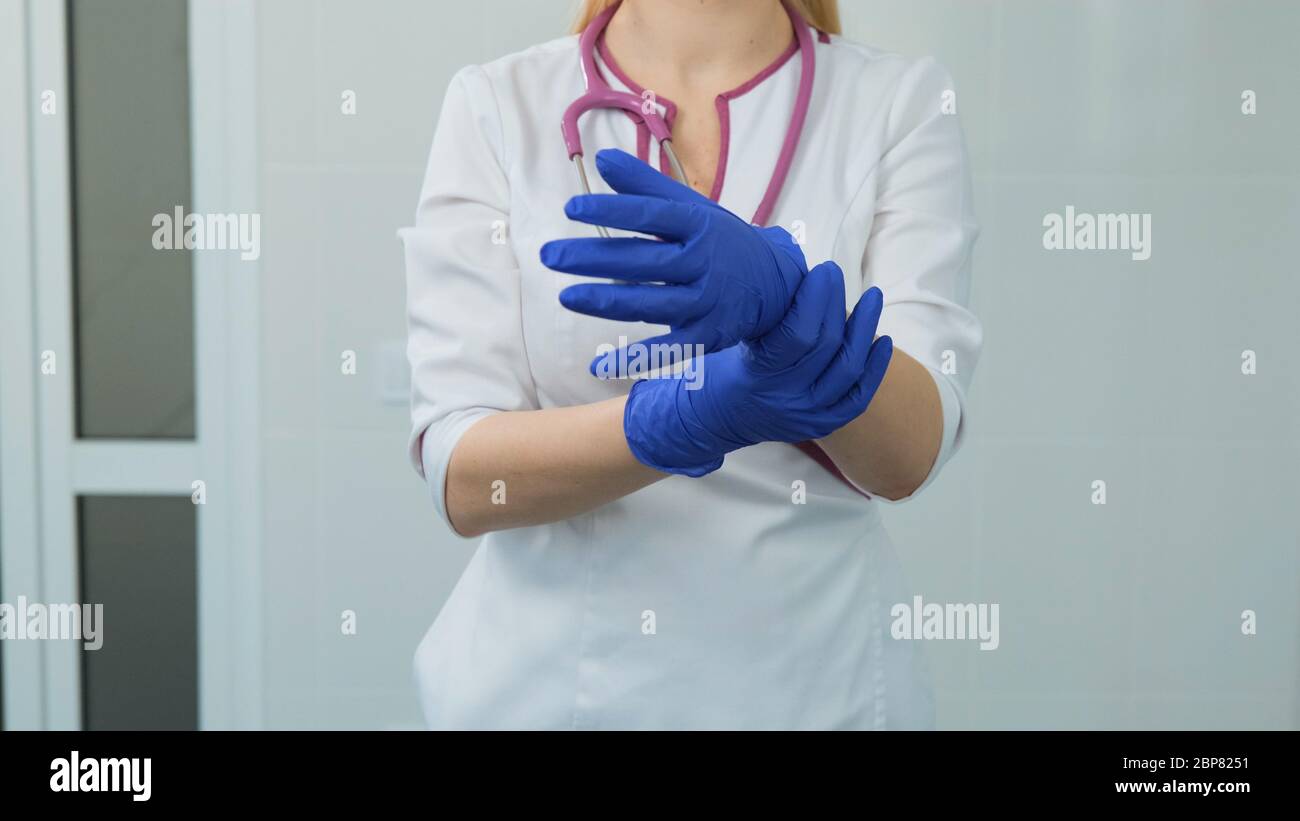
<box><xmin>252</xmin><ymin>0</ymin><xmax>1300</xmax><ymax>729</ymax></box>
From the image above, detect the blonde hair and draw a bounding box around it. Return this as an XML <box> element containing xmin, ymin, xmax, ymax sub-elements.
<box><xmin>570</xmin><ymin>0</ymin><xmax>841</xmax><ymax>36</ymax></box>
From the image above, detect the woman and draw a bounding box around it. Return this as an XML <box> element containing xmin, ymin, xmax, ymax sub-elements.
<box><xmin>400</xmin><ymin>0</ymin><xmax>981</xmax><ymax>729</ymax></box>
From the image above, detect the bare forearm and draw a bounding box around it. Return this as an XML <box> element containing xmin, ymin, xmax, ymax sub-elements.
<box><xmin>817</xmin><ymin>347</ymin><xmax>943</xmax><ymax>501</ymax></box>
<box><xmin>444</xmin><ymin>396</ymin><xmax>665</xmax><ymax>537</ymax></box>
<box><xmin>445</xmin><ymin>346</ymin><xmax>941</xmax><ymax>533</ymax></box>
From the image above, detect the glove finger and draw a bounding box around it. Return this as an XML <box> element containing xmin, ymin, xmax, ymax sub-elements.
<box><xmin>564</xmin><ymin>193</ymin><xmax>701</xmax><ymax>242</ymax></box>
<box><xmin>588</xmin><ymin>327</ymin><xmax>713</xmax><ymax>377</ymax></box>
<box><xmin>593</xmin><ymin>148</ymin><xmax>717</xmax><ymax>208</ymax></box>
<box><xmin>824</xmin><ymin>335</ymin><xmax>893</xmax><ymax>422</ymax></box>
<box><xmin>540</xmin><ymin>237</ymin><xmax>699</xmax><ymax>283</ymax></box>
<box><xmin>559</xmin><ymin>282</ymin><xmax>698</xmax><ymax>324</ymax></box>
<box><xmin>750</xmin><ymin>261</ymin><xmax>840</xmax><ymax>370</ymax></box>
<box><xmin>816</xmin><ymin>262</ymin><xmax>848</xmax><ymax>348</ymax></box>
<box><xmin>810</xmin><ymin>286</ymin><xmax>884</xmax><ymax>405</ymax></box>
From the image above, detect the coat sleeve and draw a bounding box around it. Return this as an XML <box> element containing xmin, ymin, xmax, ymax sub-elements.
<box><xmin>863</xmin><ymin>56</ymin><xmax>983</xmax><ymax>501</ymax></box>
<box><xmin>399</xmin><ymin>65</ymin><xmax>539</xmax><ymax>525</ymax></box>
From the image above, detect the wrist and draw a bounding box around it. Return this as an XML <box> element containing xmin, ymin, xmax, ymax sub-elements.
<box><xmin>623</xmin><ymin>378</ymin><xmax>725</xmax><ymax>477</ymax></box>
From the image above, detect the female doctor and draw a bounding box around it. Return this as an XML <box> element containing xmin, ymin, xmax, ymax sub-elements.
<box><xmin>401</xmin><ymin>0</ymin><xmax>981</xmax><ymax>729</ymax></box>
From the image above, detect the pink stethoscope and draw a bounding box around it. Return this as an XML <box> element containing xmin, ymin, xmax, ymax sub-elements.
<box><xmin>560</xmin><ymin>0</ymin><xmax>817</xmax><ymax>237</ymax></box>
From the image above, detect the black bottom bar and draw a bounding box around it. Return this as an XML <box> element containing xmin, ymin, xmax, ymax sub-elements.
<box><xmin>0</xmin><ymin>729</ymin><xmax>1287</xmax><ymax>807</ymax></box>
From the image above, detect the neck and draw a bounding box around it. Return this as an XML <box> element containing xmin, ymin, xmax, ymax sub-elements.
<box><xmin>604</xmin><ymin>0</ymin><xmax>793</xmax><ymax>89</ymax></box>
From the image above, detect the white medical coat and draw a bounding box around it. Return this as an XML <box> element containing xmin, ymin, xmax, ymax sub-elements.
<box><xmin>401</xmin><ymin>26</ymin><xmax>982</xmax><ymax>729</ymax></box>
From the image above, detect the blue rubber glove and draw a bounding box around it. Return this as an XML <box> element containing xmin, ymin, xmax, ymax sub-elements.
<box><xmin>623</xmin><ymin>261</ymin><xmax>894</xmax><ymax>477</ymax></box>
<box><xmin>539</xmin><ymin>148</ymin><xmax>807</xmax><ymax>375</ymax></box>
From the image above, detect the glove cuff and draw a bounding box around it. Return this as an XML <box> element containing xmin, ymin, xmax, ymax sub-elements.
<box><xmin>623</xmin><ymin>378</ymin><xmax>725</xmax><ymax>478</ymax></box>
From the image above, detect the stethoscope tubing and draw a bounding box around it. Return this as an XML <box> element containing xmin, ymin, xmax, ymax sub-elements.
<box><xmin>563</xmin><ymin>0</ymin><xmax>815</xmax><ymax>233</ymax></box>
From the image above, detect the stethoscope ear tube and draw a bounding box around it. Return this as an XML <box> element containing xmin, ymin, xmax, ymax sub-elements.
<box><xmin>571</xmin><ymin>141</ymin><xmax>687</xmax><ymax>239</ymax></box>
<box><xmin>570</xmin><ymin>154</ymin><xmax>610</xmax><ymax>238</ymax></box>
<box><xmin>659</xmin><ymin>140</ymin><xmax>687</xmax><ymax>187</ymax></box>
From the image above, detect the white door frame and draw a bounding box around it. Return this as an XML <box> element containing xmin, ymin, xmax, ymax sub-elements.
<box><xmin>0</xmin><ymin>0</ymin><xmax>45</xmax><ymax>731</ymax></box>
<box><xmin>0</xmin><ymin>0</ymin><xmax>263</xmax><ymax>730</ymax></box>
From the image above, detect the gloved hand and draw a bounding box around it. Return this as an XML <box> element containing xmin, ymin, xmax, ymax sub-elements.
<box><xmin>539</xmin><ymin>148</ymin><xmax>807</xmax><ymax>375</ymax></box>
<box><xmin>623</xmin><ymin>261</ymin><xmax>894</xmax><ymax>477</ymax></box>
